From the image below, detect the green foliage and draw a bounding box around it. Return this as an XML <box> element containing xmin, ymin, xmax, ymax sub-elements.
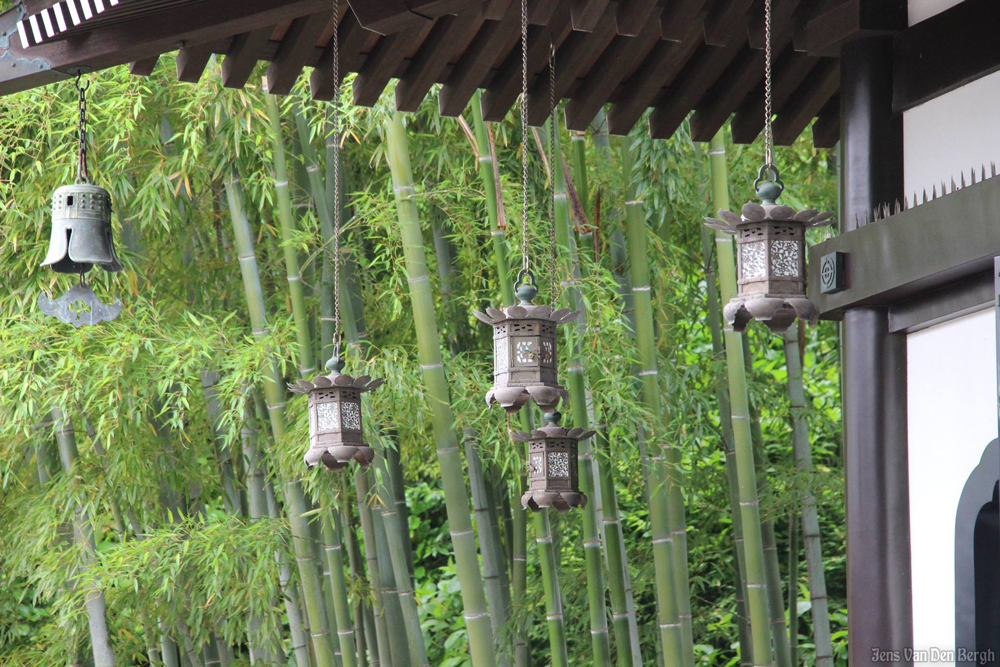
<box><xmin>0</xmin><ymin>52</ymin><xmax>845</xmax><ymax>666</ymax></box>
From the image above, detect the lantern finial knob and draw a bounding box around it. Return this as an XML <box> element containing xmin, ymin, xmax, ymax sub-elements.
<box><xmin>514</xmin><ymin>269</ymin><xmax>537</xmax><ymax>305</ymax></box>
<box><xmin>754</xmin><ymin>164</ymin><xmax>784</xmax><ymax>205</ymax></box>
<box><xmin>544</xmin><ymin>410</ymin><xmax>561</xmax><ymax>426</ymax></box>
<box><xmin>326</xmin><ymin>342</ymin><xmax>345</xmax><ymax>375</ymax></box>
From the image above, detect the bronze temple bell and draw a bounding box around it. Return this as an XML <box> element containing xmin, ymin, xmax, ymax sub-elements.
<box><xmin>43</xmin><ymin>183</ymin><xmax>123</xmax><ymax>275</ymax></box>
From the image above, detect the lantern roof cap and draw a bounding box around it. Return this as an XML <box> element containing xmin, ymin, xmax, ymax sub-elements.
<box><xmin>509</xmin><ymin>421</ymin><xmax>596</xmax><ymax>442</ymax></box>
<box><xmin>704</xmin><ymin>203</ymin><xmax>834</xmax><ymax>234</ymax></box>
<box><xmin>288</xmin><ymin>371</ymin><xmax>384</xmax><ymax>395</ymax></box>
<box><xmin>472</xmin><ymin>304</ymin><xmax>580</xmax><ymax>326</ymax></box>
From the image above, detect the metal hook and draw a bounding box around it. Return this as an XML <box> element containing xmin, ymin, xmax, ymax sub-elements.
<box><xmin>75</xmin><ymin>72</ymin><xmax>90</xmax><ymax>92</ymax></box>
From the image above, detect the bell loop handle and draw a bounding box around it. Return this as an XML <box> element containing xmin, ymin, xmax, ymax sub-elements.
<box><xmin>754</xmin><ymin>163</ymin><xmax>784</xmax><ymax>203</ymax></box>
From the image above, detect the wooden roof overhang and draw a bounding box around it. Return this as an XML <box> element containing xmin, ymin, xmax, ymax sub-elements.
<box><xmin>0</xmin><ymin>0</ymin><xmax>963</xmax><ymax>146</ymax></box>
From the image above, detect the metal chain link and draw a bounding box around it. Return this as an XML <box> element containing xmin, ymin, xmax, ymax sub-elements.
<box><xmin>548</xmin><ymin>43</ymin><xmax>557</xmax><ymax>302</ymax></box>
<box><xmin>763</xmin><ymin>0</ymin><xmax>773</xmax><ymax>168</ymax></box>
<box><xmin>75</xmin><ymin>73</ymin><xmax>90</xmax><ymax>184</ymax></box>
<box><xmin>520</xmin><ymin>0</ymin><xmax>529</xmax><ymax>277</ymax></box>
<box><xmin>332</xmin><ymin>0</ymin><xmax>342</xmax><ymax>356</ymax></box>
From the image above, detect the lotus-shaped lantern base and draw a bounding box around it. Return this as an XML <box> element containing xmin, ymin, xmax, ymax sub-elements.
<box><xmin>305</xmin><ymin>444</ymin><xmax>376</xmax><ymax>471</ymax></box>
<box><xmin>724</xmin><ymin>296</ymin><xmax>819</xmax><ymax>334</ymax></box>
<box><xmin>521</xmin><ymin>489</ymin><xmax>587</xmax><ymax>513</ymax></box>
<box><xmin>485</xmin><ymin>384</ymin><xmax>570</xmax><ymax>414</ymax></box>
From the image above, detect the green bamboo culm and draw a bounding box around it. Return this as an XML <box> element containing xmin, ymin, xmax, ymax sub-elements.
<box><xmin>586</xmin><ymin>111</ymin><xmax>643</xmax><ymax>666</ymax></box>
<box><xmin>384</xmin><ymin>111</ymin><xmax>497</xmax><ymax>667</ymax></box>
<box><xmin>52</xmin><ymin>407</ymin><xmax>117</xmax><ymax>667</ymax></box>
<box><xmin>621</xmin><ymin>139</ymin><xmax>687</xmax><ymax>666</ymax></box>
<box><xmin>698</xmin><ymin>222</ymin><xmax>754</xmax><ymax>666</ymax></box>
<box><xmin>224</xmin><ymin>170</ymin><xmax>338</xmax><ymax>667</ymax></box>
<box><xmin>469</xmin><ymin>92</ymin><xmax>528</xmax><ymax>667</ymax></box>
<box><xmin>782</xmin><ymin>323</ymin><xmax>834</xmax><ymax>667</ymax></box>
<box><xmin>707</xmin><ymin>130</ymin><xmax>774</xmax><ymax>666</ymax></box>
<box><xmin>547</xmin><ymin>116</ymin><xmax>612</xmax><ymax>667</ymax></box>
<box><xmin>265</xmin><ymin>93</ymin><xmax>315</xmax><ymax>379</ymax></box>
<box><xmin>354</xmin><ymin>468</ymin><xmax>393</xmax><ymax>667</ymax></box>
<box><xmin>320</xmin><ymin>514</ymin><xmax>359</xmax><ymax>667</ymax></box>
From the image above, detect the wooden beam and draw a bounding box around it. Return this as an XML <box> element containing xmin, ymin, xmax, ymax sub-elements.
<box><xmin>805</xmin><ymin>0</ymin><xmax>905</xmax><ymax>57</ymax></box>
<box><xmin>571</xmin><ymin>0</ymin><xmax>609</xmax><ymax>31</ymax></box>
<box><xmin>748</xmin><ymin>0</ymin><xmax>800</xmax><ymax>48</ymax></box>
<box><xmin>347</xmin><ymin>0</ymin><xmax>429</xmax><ymax>35</ymax></box>
<box><xmin>703</xmin><ymin>0</ymin><xmax>754</xmax><ymax>47</ymax></box>
<box><xmin>528</xmin><ymin>0</ymin><xmax>561</xmax><ymax>26</ymax></box>
<box><xmin>526</xmin><ymin>3</ymin><xmax>617</xmax><ymax>125</ymax></box>
<box><xmin>129</xmin><ymin>55</ymin><xmax>159</xmax><ymax>76</ymax></box>
<box><xmin>893</xmin><ymin>0</ymin><xmax>1000</xmax><ymax>113</ymax></box>
<box><xmin>481</xmin><ymin>2</ymin><xmax>572</xmax><ymax>122</ymax></box>
<box><xmin>484</xmin><ymin>0</ymin><xmax>514</xmax><ymax>20</ymax></box>
<box><xmin>221</xmin><ymin>26</ymin><xmax>274</xmax><ymax>89</ymax></box>
<box><xmin>353</xmin><ymin>27</ymin><xmax>422</xmax><ymax>107</ymax></box>
<box><xmin>0</xmin><ymin>0</ymin><xmax>329</xmax><ymax>97</ymax></box>
<box><xmin>396</xmin><ymin>14</ymin><xmax>483</xmax><ymax>112</ymax></box>
<box><xmin>660</xmin><ymin>0</ymin><xmax>707</xmax><ymax>41</ymax></box>
<box><xmin>772</xmin><ymin>57</ymin><xmax>838</xmax><ymax>145</ymax></box>
<box><xmin>606</xmin><ymin>25</ymin><xmax>701</xmax><ymax>134</ymax></box>
<box><xmin>438</xmin><ymin>11</ymin><xmax>521</xmax><ymax>116</ymax></box>
<box><xmin>689</xmin><ymin>45</ymin><xmax>762</xmax><ymax>142</ymax></box>
<box><xmin>564</xmin><ymin>18</ymin><xmax>660</xmax><ymax>130</ymax></box>
<box><xmin>811</xmin><ymin>92</ymin><xmax>839</xmax><ymax>148</ymax></box>
<box><xmin>176</xmin><ymin>41</ymin><xmax>216</xmax><ymax>83</ymax></box>
<box><xmin>648</xmin><ymin>37</ymin><xmax>745</xmax><ymax>139</ymax></box>
<box><xmin>790</xmin><ymin>0</ymin><xmax>839</xmax><ymax>52</ymax></box>
<box><xmin>615</xmin><ymin>0</ymin><xmax>660</xmax><ymax>36</ymax></box>
<box><xmin>264</xmin><ymin>10</ymin><xmax>334</xmax><ymax>95</ymax></box>
<box><xmin>309</xmin><ymin>11</ymin><xmax>373</xmax><ymax>100</ymax></box>
<box><xmin>730</xmin><ymin>46</ymin><xmax>818</xmax><ymax>143</ymax></box>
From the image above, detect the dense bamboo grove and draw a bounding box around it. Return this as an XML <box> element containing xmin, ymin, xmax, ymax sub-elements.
<box><xmin>0</xmin><ymin>58</ymin><xmax>847</xmax><ymax>666</ymax></box>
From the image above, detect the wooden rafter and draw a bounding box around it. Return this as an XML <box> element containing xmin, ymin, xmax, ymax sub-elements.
<box><xmin>729</xmin><ymin>46</ymin><xmax>819</xmax><ymax>143</ymax></box>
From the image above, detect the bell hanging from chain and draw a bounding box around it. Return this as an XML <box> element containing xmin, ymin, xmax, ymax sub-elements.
<box><xmin>39</xmin><ymin>74</ymin><xmax>123</xmax><ymax>327</ymax></box>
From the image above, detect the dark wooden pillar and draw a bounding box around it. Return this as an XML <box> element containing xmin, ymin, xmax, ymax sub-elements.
<box><xmin>840</xmin><ymin>36</ymin><xmax>913</xmax><ymax>665</ymax></box>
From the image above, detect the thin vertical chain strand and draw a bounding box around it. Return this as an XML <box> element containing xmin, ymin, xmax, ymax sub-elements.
<box><xmin>521</xmin><ymin>0</ymin><xmax>529</xmax><ymax>275</ymax></box>
<box><xmin>332</xmin><ymin>0</ymin><xmax>342</xmax><ymax>350</ymax></box>
<box><xmin>548</xmin><ymin>44</ymin><xmax>557</xmax><ymax>301</ymax></box>
<box><xmin>76</xmin><ymin>75</ymin><xmax>89</xmax><ymax>184</ymax></box>
<box><xmin>763</xmin><ymin>0</ymin><xmax>773</xmax><ymax>168</ymax></box>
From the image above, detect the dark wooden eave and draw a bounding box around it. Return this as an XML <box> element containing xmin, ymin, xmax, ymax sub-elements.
<box><xmin>0</xmin><ymin>0</ymin><xmax>847</xmax><ymax>144</ymax></box>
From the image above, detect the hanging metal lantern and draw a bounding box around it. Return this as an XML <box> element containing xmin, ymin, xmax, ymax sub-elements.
<box><xmin>473</xmin><ymin>277</ymin><xmax>579</xmax><ymax>414</ymax></box>
<box><xmin>704</xmin><ymin>167</ymin><xmax>833</xmax><ymax>333</ymax></box>
<box><xmin>38</xmin><ymin>74</ymin><xmax>123</xmax><ymax>327</ymax></box>
<box><xmin>514</xmin><ymin>409</ymin><xmax>590</xmax><ymax>513</ymax></box>
<box><xmin>289</xmin><ymin>355</ymin><xmax>383</xmax><ymax>471</ymax></box>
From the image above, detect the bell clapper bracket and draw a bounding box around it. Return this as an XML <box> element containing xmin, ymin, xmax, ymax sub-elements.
<box><xmin>39</xmin><ymin>270</ymin><xmax>122</xmax><ymax>328</ymax></box>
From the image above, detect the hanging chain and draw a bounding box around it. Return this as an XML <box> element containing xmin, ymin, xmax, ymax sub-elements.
<box><xmin>548</xmin><ymin>43</ymin><xmax>557</xmax><ymax>302</ymax></box>
<box><xmin>332</xmin><ymin>0</ymin><xmax>342</xmax><ymax>357</ymax></box>
<box><xmin>763</xmin><ymin>0</ymin><xmax>773</xmax><ymax>169</ymax></box>
<box><xmin>520</xmin><ymin>0</ymin><xmax>529</xmax><ymax>279</ymax></box>
<box><xmin>75</xmin><ymin>73</ymin><xmax>90</xmax><ymax>184</ymax></box>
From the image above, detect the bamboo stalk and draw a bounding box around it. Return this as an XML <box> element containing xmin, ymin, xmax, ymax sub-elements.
<box><xmin>385</xmin><ymin>436</ymin><xmax>416</xmax><ymax>587</ymax></box>
<box><xmin>385</xmin><ymin>111</ymin><xmax>496</xmax><ymax>667</ymax></box>
<box><xmin>707</xmin><ymin>131</ymin><xmax>773</xmax><ymax>666</ymax></box>
<box><xmin>547</xmin><ymin>118</ymin><xmax>611</xmax><ymax>667</ymax></box>
<box><xmin>266</xmin><ymin>94</ymin><xmax>316</xmax><ymax>379</ymax></box>
<box><xmin>744</xmin><ymin>336</ymin><xmax>792</xmax><ymax>667</ymax></box>
<box><xmin>321</xmin><ymin>514</ymin><xmax>359</xmax><ymax>667</ymax></box>
<box><xmin>782</xmin><ymin>324</ymin><xmax>834</xmax><ymax>667</ymax></box>
<box><xmin>588</xmin><ymin>112</ymin><xmax>643</xmax><ymax>665</ymax></box>
<box><xmin>224</xmin><ymin>170</ymin><xmax>337</xmax><ymax>667</ymax></box>
<box><xmin>374</xmin><ymin>453</ymin><xmax>429</xmax><ymax>666</ymax></box>
<box><xmin>699</xmin><ymin>223</ymin><xmax>754</xmax><ymax>666</ymax></box>
<box><xmin>570</xmin><ymin>117</ymin><xmax>641</xmax><ymax>666</ymax></box>
<box><xmin>469</xmin><ymin>92</ymin><xmax>527</xmax><ymax>667</ymax></box>
<box><xmin>354</xmin><ymin>468</ymin><xmax>397</xmax><ymax>667</ymax></box>
<box><xmin>339</xmin><ymin>498</ymin><xmax>372</xmax><ymax>667</ymax></box>
<box><xmin>788</xmin><ymin>512</ymin><xmax>798</xmax><ymax>667</ymax></box>
<box><xmin>621</xmin><ymin>140</ymin><xmax>687</xmax><ymax>666</ymax></box>
<box><xmin>243</xmin><ymin>401</ymin><xmax>298</xmax><ymax>667</ymax></box>
<box><xmin>369</xmin><ymin>480</ymin><xmax>411</xmax><ymax>667</ymax></box>
<box><xmin>52</xmin><ymin>407</ymin><xmax>116</xmax><ymax>667</ymax></box>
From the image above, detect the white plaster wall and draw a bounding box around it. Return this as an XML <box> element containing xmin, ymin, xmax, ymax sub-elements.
<box><xmin>907</xmin><ymin>308</ymin><xmax>998</xmax><ymax>661</ymax></box>
<box><xmin>909</xmin><ymin>0</ymin><xmax>964</xmax><ymax>25</ymax></box>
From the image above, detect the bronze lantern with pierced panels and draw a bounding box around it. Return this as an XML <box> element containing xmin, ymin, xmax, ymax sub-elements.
<box><xmin>704</xmin><ymin>167</ymin><xmax>833</xmax><ymax>333</ymax></box>
<box><xmin>473</xmin><ymin>279</ymin><xmax>579</xmax><ymax>414</ymax></box>
<box><xmin>514</xmin><ymin>409</ymin><xmax>591</xmax><ymax>513</ymax></box>
<box><xmin>289</xmin><ymin>357</ymin><xmax>383</xmax><ymax>471</ymax></box>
